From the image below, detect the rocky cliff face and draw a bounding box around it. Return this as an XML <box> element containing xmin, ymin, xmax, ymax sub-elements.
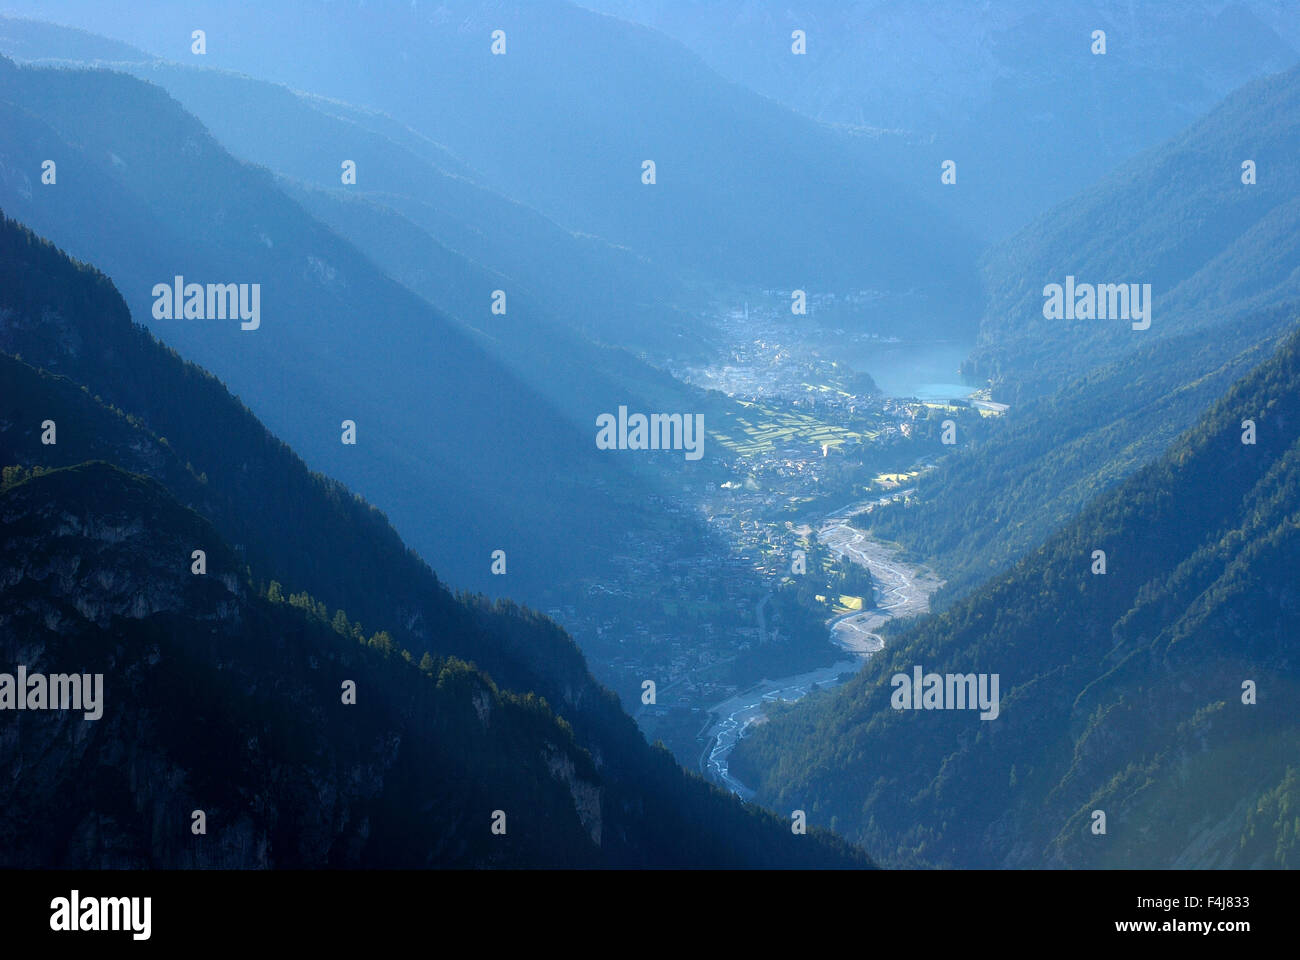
<box><xmin>0</xmin><ymin>463</ymin><xmax>606</xmax><ymax>868</ymax></box>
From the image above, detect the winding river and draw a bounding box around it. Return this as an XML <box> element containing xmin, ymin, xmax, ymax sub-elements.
<box><xmin>700</xmin><ymin>495</ymin><xmax>942</xmax><ymax>796</ymax></box>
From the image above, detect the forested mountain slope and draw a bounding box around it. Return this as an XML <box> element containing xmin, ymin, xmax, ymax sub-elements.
<box><xmin>859</xmin><ymin>65</ymin><xmax>1300</xmax><ymax>598</ymax></box>
<box><xmin>970</xmin><ymin>63</ymin><xmax>1300</xmax><ymax>401</ymax></box>
<box><xmin>0</xmin><ymin>462</ymin><xmax>609</xmax><ymax>867</ymax></box>
<box><xmin>733</xmin><ymin>324</ymin><xmax>1300</xmax><ymax>868</ymax></box>
<box><xmin>0</xmin><ymin>213</ymin><xmax>870</xmax><ymax>868</ymax></box>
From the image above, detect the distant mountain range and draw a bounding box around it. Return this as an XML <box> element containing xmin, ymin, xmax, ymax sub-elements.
<box><xmin>0</xmin><ymin>2</ymin><xmax>982</xmax><ymax>335</ymax></box>
<box><xmin>580</xmin><ymin>0</ymin><xmax>1300</xmax><ymax>241</ymax></box>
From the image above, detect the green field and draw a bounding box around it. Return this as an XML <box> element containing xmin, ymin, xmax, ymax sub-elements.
<box><xmin>710</xmin><ymin>400</ymin><xmax>875</xmax><ymax>457</ymax></box>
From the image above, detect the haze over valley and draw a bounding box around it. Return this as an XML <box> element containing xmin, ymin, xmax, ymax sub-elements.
<box><xmin>0</xmin><ymin>2</ymin><xmax>1297</xmax><ymax>881</ymax></box>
